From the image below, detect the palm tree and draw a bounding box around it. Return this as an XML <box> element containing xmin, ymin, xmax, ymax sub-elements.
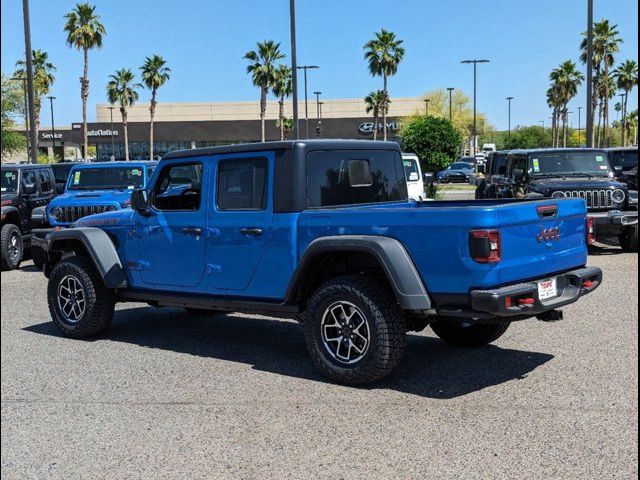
<box><xmin>64</xmin><ymin>2</ymin><xmax>106</xmax><ymax>159</ymax></box>
<box><xmin>244</xmin><ymin>41</ymin><xmax>285</xmax><ymax>142</ymax></box>
<box><xmin>106</xmin><ymin>69</ymin><xmax>141</xmax><ymax>161</ymax></box>
<box><xmin>614</xmin><ymin>60</ymin><xmax>638</xmax><ymax>145</ymax></box>
<box><xmin>364</xmin><ymin>29</ymin><xmax>405</xmax><ymax>141</ymax></box>
<box><xmin>364</xmin><ymin>90</ymin><xmax>386</xmax><ymax>141</ymax></box>
<box><xmin>271</xmin><ymin>65</ymin><xmax>292</xmax><ymax>141</ymax></box>
<box><xmin>547</xmin><ymin>86</ymin><xmax>561</xmax><ymax>147</ymax></box>
<box><xmin>626</xmin><ymin>110</ymin><xmax>639</xmax><ymax>145</ymax></box>
<box><xmin>596</xmin><ymin>73</ymin><xmax>616</xmax><ymax>147</ymax></box>
<box><xmin>550</xmin><ymin>61</ymin><xmax>584</xmax><ymax>147</ymax></box>
<box><xmin>14</xmin><ymin>50</ymin><xmax>56</xmax><ymax>145</ymax></box>
<box><xmin>580</xmin><ymin>19</ymin><xmax>622</xmax><ymax>146</ymax></box>
<box><xmin>140</xmin><ymin>55</ymin><xmax>171</xmax><ymax>160</ymax></box>
<box><xmin>277</xmin><ymin>117</ymin><xmax>294</xmax><ymax>140</ymax></box>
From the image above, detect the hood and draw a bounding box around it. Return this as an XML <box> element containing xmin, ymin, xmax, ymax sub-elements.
<box><xmin>52</xmin><ymin>189</ymin><xmax>134</xmax><ymax>206</ymax></box>
<box><xmin>73</xmin><ymin>208</ymin><xmax>137</xmax><ymax>228</ymax></box>
<box><xmin>528</xmin><ymin>177</ymin><xmax>625</xmax><ymax>193</ymax></box>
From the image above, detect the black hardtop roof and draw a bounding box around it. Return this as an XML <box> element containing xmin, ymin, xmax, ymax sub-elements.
<box><xmin>603</xmin><ymin>146</ymin><xmax>638</xmax><ymax>152</ymax></box>
<box><xmin>508</xmin><ymin>147</ymin><xmax>608</xmax><ymax>155</ymax></box>
<box><xmin>1</xmin><ymin>163</ymin><xmax>52</xmax><ymax>170</ymax></box>
<box><xmin>162</xmin><ymin>139</ymin><xmax>401</xmax><ymax>161</ymax></box>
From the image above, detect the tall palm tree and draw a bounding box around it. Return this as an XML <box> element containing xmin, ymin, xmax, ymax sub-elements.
<box><xmin>550</xmin><ymin>61</ymin><xmax>584</xmax><ymax>147</ymax></box>
<box><xmin>14</xmin><ymin>50</ymin><xmax>56</xmax><ymax>146</ymax></box>
<box><xmin>596</xmin><ymin>72</ymin><xmax>616</xmax><ymax>147</ymax></box>
<box><xmin>546</xmin><ymin>86</ymin><xmax>561</xmax><ymax>147</ymax></box>
<box><xmin>626</xmin><ymin>110</ymin><xmax>639</xmax><ymax>145</ymax></box>
<box><xmin>244</xmin><ymin>41</ymin><xmax>285</xmax><ymax>142</ymax></box>
<box><xmin>614</xmin><ymin>60</ymin><xmax>638</xmax><ymax>145</ymax></box>
<box><xmin>580</xmin><ymin>19</ymin><xmax>622</xmax><ymax>146</ymax></box>
<box><xmin>271</xmin><ymin>65</ymin><xmax>292</xmax><ymax>141</ymax></box>
<box><xmin>140</xmin><ymin>55</ymin><xmax>171</xmax><ymax>160</ymax></box>
<box><xmin>106</xmin><ymin>69</ymin><xmax>141</xmax><ymax>161</ymax></box>
<box><xmin>364</xmin><ymin>90</ymin><xmax>385</xmax><ymax>141</ymax></box>
<box><xmin>64</xmin><ymin>3</ymin><xmax>106</xmax><ymax>159</ymax></box>
<box><xmin>363</xmin><ymin>29</ymin><xmax>405</xmax><ymax>141</ymax></box>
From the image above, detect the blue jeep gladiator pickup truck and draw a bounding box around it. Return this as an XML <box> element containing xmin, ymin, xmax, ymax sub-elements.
<box><xmin>38</xmin><ymin>140</ymin><xmax>602</xmax><ymax>385</ymax></box>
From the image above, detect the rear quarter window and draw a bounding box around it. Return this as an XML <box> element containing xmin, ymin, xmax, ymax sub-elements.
<box><xmin>306</xmin><ymin>150</ymin><xmax>408</xmax><ymax>208</ymax></box>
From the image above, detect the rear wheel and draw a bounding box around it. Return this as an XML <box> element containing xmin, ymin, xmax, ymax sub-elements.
<box><xmin>303</xmin><ymin>275</ymin><xmax>406</xmax><ymax>385</ymax></box>
<box><xmin>431</xmin><ymin>319</ymin><xmax>510</xmax><ymax>348</ymax></box>
<box><xmin>1</xmin><ymin>224</ymin><xmax>23</xmax><ymax>271</ymax></box>
<box><xmin>47</xmin><ymin>256</ymin><xmax>115</xmax><ymax>338</ymax></box>
<box><xmin>619</xmin><ymin>225</ymin><xmax>638</xmax><ymax>252</ymax></box>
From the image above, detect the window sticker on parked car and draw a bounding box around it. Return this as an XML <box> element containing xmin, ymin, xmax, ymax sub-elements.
<box><xmin>132</xmin><ymin>169</ymin><xmax>141</xmax><ymax>176</ymax></box>
<box><xmin>532</xmin><ymin>159</ymin><xmax>540</xmax><ymax>172</ymax></box>
<box><xmin>596</xmin><ymin>155</ymin><xmax>605</xmax><ymax>162</ymax></box>
<box><xmin>73</xmin><ymin>172</ymin><xmax>81</xmax><ymax>185</ymax></box>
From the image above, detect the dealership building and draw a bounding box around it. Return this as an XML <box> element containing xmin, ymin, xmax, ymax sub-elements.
<box><xmin>38</xmin><ymin>96</ymin><xmax>424</xmax><ymax>160</ymax></box>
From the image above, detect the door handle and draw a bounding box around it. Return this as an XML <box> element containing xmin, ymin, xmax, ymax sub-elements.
<box><xmin>182</xmin><ymin>227</ymin><xmax>203</xmax><ymax>236</ymax></box>
<box><xmin>239</xmin><ymin>227</ymin><xmax>263</xmax><ymax>236</ymax></box>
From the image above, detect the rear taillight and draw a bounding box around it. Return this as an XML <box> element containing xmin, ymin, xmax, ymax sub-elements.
<box><xmin>470</xmin><ymin>230</ymin><xmax>501</xmax><ymax>263</ymax></box>
<box><xmin>586</xmin><ymin>217</ymin><xmax>596</xmax><ymax>245</ymax></box>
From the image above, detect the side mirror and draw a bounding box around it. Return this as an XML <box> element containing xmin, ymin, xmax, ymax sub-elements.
<box><xmin>130</xmin><ymin>188</ymin><xmax>150</xmax><ymax>212</ymax></box>
<box><xmin>477</xmin><ymin>164</ymin><xmax>486</xmax><ymax>175</ymax></box>
<box><xmin>423</xmin><ymin>172</ymin><xmax>435</xmax><ymax>185</ymax></box>
<box><xmin>513</xmin><ymin>169</ymin><xmax>525</xmax><ymax>184</ymax></box>
<box><xmin>55</xmin><ymin>183</ymin><xmax>65</xmax><ymax>194</ymax></box>
<box><xmin>23</xmin><ymin>183</ymin><xmax>36</xmax><ymax>195</ymax></box>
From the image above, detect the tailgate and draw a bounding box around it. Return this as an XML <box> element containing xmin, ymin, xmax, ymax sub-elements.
<box><xmin>495</xmin><ymin>199</ymin><xmax>588</xmax><ymax>286</ymax></box>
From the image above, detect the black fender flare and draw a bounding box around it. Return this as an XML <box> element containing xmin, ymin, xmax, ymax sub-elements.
<box><xmin>47</xmin><ymin>227</ymin><xmax>127</xmax><ymax>288</ymax></box>
<box><xmin>285</xmin><ymin>235</ymin><xmax>431</xmax><ymax>310</ymax></box>
<box><xmin>1</xmin><ymin>206</ymin><xmax>20</xmax><ymax>225</ymax></box>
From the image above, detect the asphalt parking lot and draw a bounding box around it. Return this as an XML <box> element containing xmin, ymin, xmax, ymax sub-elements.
<box><xmin>1</xmin><ymin>243</ymin><xmax>637</xmax><ymax>479</ymax></box>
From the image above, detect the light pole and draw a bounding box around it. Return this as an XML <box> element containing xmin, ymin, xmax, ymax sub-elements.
<box><xmin>447</xmin><ymin>87</ymin><xmax>455</xmax><ymax>121</ymax></box>
<box><xmin>21</xmin><ymin>0</ymin><xmax>38</xmax><ymax>163</ymax></box>
<box><xmin>424</xmin><ymin>98</ymin><xmax>430</xmax><ymax>116</ymax></box>
<box><xmin>11</xmin><ymin>76</ymin><xmax>30</xmax><ymax>159</ymax></box>
<box><xmin>314</xmin><ymin>91</ymin><xmax>322</xmax><ymax>137</ymax></box>
<box><xmin>506</xmin><ymin>96</ymin><xmax>514</xmax><ymax>143</ymax></box>
<box><xmin>296</xmin><ymin>65</ymin><xmax>319</xmax><ymax>139</ymax></box>
<box><xmin>461</xmin><ymin>59</ymin><xmax>490</xmax><ymax>155</ymax></box>
<box><xmin>318</xmin><ymin>101</ymin><xmax>324</xmax><ymax>138</ymax></box>
<box><xmin>578</xmin><ymin>106</ymin><xmax>583</xmax><ymax>145</ymax></box>
<box><xmin>46</xmin><ymin>96</ymin><xmax>56</xmax><ymax>153</ymax></box>
<box><xmin>108</xmin><ymin>106</ymin><xmax>116</xmax><ymax>159</ymax></box>
<box><xmin>289</xmin><ymin>0</ymin><xmax>299</xmax><ymax>139</ymax></box>
<box><xmin>585</xmin><ymin>0</ymin><xmax>594</xmax><ymax>147</ymax></box>
<box><xmin>539</xmin><ymin>120</ymin><xmax>545</xmax><ymax>130</ymax></box>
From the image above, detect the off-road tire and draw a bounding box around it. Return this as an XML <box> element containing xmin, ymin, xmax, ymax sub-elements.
<box><xmin>48</xmin><ymin>256</ymin><xmax>115</xmax><ymax>338</ymax></box>
<box><xmin>1</xmin><ymin>223</ymin><xmax>23</xmax><ymax>271</ymax></box>
<box><xmin>431</xmin><ymin>319</ymin><xmax>510</xmax><ymax>348</ymax></box>
<box><xmin>303</xmin><ymin>275</ymin><xmax>406</xmax><ymax>385</ymax></box>
<box><xmin>31</xmin><ymin>245</ymin><xmax>47</xmax><ymax>270</ymax></box>
<box><xmin>619</xmin><ymin>225</ymin><xmax>638</xmax><ymax>253</ymax></box>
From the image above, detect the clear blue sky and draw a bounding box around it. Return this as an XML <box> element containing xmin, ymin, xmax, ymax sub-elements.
<box><xmin>1</xmin><ymin>0</ymin><xmax>638</xmax><ymax>130</ymax></box>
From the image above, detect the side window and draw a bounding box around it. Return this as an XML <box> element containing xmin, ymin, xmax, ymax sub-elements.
<box><xmin>509</xmin><ymin>155</ymin><xmax>527</xmax><ymax>178</ymax></box>
<box><xmin>37</xmin><ymin>169</ymin><xmax>53</xmax><ymax>193</ymax></box>
<box><xmin>152</xmin><ymin>163</ymin><xmax>203</xmax><ymax>211</ymax></box>
<box><xmin>22</xmin><ymin>170</ymin><xmax>37</xmax><ymax>188</ymax></box>
<box><xmin>217</xmin><ymin>157</ymin><xmax>268</xmax><ymax>210</ymax></box>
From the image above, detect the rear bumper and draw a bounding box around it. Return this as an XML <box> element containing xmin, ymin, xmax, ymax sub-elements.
<box><xmin>468</xmin><ymin>266</ymin><xmax>602</xmax><ymax>318</ymax></box>
<box><xmin>589</xmin><ymin>210</ymin><xmax>638</xmax><ymax>235</ymax></box>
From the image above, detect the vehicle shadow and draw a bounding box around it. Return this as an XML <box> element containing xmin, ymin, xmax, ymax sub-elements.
<box><xmin>588</xmin><ymin>236</ymin><xmax>625</xmax><ymax>256</ymax></box>
<box><xmin>24</xmin><ymin>307</ymin><xmax>554</xmax><ymax>399</ymax></box>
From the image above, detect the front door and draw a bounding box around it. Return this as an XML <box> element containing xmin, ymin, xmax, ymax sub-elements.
<box><xmin>138</xmin><ymin>159</ymin><xmax>207</xmax><ymax>288</ymax></box>
<box><xmin>206</xmin><ymin>152</ymin><xmax>272</xmax><ymax>292</ymax></box>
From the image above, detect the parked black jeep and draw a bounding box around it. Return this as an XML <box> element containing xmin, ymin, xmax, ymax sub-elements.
<box><xmin>485</xmin><ymin>149</ymin><xmax>638</xmax><ymax>252</ymax></box>
<box><xmin>1</xmin><ymin>164</ymin><xmax>56</xmax><ymax>270</ymax></box>
<box><xmin>475</xmin><ymin>150</ymin><xmax>510</xmax><ymax>199</ymax></box>
<box><xmin>605</xmin><ymin>147</ymin><xmax>638</xmax><ymax>191</ymax></box>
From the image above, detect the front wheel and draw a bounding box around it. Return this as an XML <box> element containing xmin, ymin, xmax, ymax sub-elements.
<box><xmin>47</xmin><ymin>256</ymin><xmax>116</xmax><ymax>338</ymax></box>
<box><xmin>303</xmin><ymin>275</ymin><xmax>406</xmax><ymax>385</ymax></box>
<box><xmin>431</xmin><ymin>319</ymin><xmax>510</xmax><ymax>348</ymax></box>
<box><xmin>619</xmin><ymin>225</ymin><xmax>638</xmax><ymax>252</ymax></box>
<box><xmin>1</xmin><ymin>223</ymin><xmax>23</xmax><ymax>271</ymax></box>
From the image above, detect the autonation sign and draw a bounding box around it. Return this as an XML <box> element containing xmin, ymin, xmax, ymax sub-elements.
<box><xmin>87</xmin><ymin>129</ymin><xmax>119</xmax><ymax>137</ymax></box>
<box><xmin>358</xmin><ymin>121</ymin><xmax>401</xmax><ymax>135</ymax></box>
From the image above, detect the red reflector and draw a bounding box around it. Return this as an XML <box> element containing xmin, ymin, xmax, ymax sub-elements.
<box><xmin>518</xmin><ymin>297</ymin><xmax>535</xmax><ymax>306</ymax></box>
<box><xmin>505</xmin><ymin>297</ymin><xmax>513</xmax><ymax>308</ymax></box>
<box><xmin>582</xmin><ymin>280</ymin><xmax>594</xmax><ymax>288</ymax></box>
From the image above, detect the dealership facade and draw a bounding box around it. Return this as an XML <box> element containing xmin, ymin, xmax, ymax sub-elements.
<box><xmin>38</xmin><ymin>96</ymin><xmax>424</xmax><ymax>160</ymax></box>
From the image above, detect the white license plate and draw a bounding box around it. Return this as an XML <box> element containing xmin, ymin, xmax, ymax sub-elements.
<box><xmin>538</xmin><ymin>278</ymin><xmax>558</xmax><ymax>301</ymax></box>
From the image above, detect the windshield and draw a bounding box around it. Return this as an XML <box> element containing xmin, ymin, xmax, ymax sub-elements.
<box><xmin>403</xmin><ymin>158</ymin><xmax>420</xmax><ymax>182</ymax></box>
<box><xmin>2</xmin><ymin>170</ymin><xmax>18</xmax><ymax>193</ymax></box>
<box><xmin>68</xmin><ymin>167</ymin><xmax>145</xmax><ymax>190</ymax></box>
<box><xmin>609</xmin><ymin>150</ymin><xmax>638</xmax><ymax>169</ymax></box>
<box><xmin>450</xmin><ymin>162</ymin><xmax>473</xmax><ymax>170</ymax></box>
<box><xmin>530</xmin><ymin>151</ymin><xmax>611</xmax><ymax>177</ymax></box>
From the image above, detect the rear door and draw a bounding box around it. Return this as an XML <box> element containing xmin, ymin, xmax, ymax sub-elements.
<box><xmin>205</xmin><ymin>152</ymin><xmax>272</xmax><ymax>291</ymax></box>
<box><xmin>138</xmin><ymin>159</ymin><xmax>207</xmax><ymax>288</ymax></box>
